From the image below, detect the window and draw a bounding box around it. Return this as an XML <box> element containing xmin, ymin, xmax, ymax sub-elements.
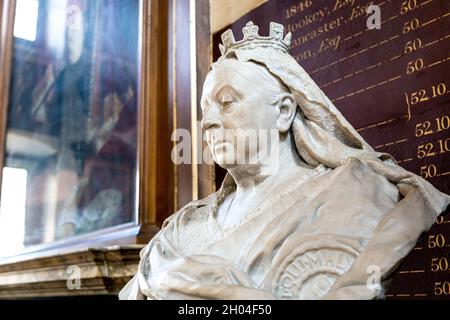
<box><xmin>13</xmin><ymin>0</ymin><xmax>39</xmax><ymax>41</ymax></box>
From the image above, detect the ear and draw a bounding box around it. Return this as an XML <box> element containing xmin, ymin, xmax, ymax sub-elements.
<box><xmin>276</xmin><ymin>94</ymin><xmax>297</xmax><ymax>133</ymax></box>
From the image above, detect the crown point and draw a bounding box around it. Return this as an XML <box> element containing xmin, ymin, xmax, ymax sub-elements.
<box><xmin>242</xmin><ymin>21</ymin><xmax>259</xmax><ymax>40</ymax></box>
<box><xmin>219</xmin><ymin>44</ymin><xmax>225</xmax><ymax>55</ymax></box>
<box><xmin>283</xmin><ymin>32</ymin><xmax>292</xmax><ymax>47</ymax></box>
<box><xmin>270</xmin><ymin>22</ymin><xmax>284</xmax><ymax>40</ymax></box>
<box><xmin>221</xmin><ymin>29</ymin><xmax>235</xmax><ymax>48</ymax></box>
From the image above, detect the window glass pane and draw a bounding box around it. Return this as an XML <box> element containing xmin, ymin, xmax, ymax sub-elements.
<box><xmin>0</xmin><ymin>0</ymin><xmax>141</xmax><ymax>255</ymax></box>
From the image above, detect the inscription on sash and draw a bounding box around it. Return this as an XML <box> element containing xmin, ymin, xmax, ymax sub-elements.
<box><xmin>273</xmin><ymin>244</ymin><xmax>358</xmax><ymax>299</ymax></box>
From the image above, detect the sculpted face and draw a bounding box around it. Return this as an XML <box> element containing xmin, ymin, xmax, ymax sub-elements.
<box><xmin>201</xmin><ymin>59</ymin><xmax>295</xmax><ymax>169</ymax></box>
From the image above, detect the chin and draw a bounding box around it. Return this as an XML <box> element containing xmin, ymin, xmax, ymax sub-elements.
<box><xmin>216</xmin><ymin>162</ymin><xmax>239</xmax><ymax>170</ymax></box>
<box><xmin>212</xmin><ymin>151</ymin><xmax>238</xmax><ymax>169</ymax></box>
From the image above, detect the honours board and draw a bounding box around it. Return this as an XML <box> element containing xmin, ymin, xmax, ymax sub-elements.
<box><xmin>213</xmin><ymin>0</ymin><xmax>450</xmax><ymax>299</ymax></box>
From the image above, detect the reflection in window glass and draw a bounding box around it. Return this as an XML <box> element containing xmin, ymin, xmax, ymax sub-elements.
<box><xmin>1</xmin><ymin>0</ymin><xmax>140</xmax><ymax>255</ymax></box>
<box><xmin>0</xmin><ymin>168</ymin><xmax>27</xmax><ymax>256</ymax></box>
<box><xmin>13</xmin><ymin>0</ymin><xmax>39</xmax><ymax>41</ymax></box>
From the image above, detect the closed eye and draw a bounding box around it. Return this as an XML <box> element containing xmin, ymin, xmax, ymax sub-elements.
<box><xmin>220</xmin><ymin>95</ymin><xmax>235</xmax><ymax>109</ymax></box>
<box><xmin>222</xmin><ymin>100</ymin><xmax>234</xmax><ymax>107</ymax></box>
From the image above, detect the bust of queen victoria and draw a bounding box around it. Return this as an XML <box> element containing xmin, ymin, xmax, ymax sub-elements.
<box><xmin>120</xmin><ymin>22</ymin><xmax>450</xmax><ymax>300</ymax></box>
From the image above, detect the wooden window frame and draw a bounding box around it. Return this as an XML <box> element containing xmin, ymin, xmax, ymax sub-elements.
<box><xmin>0</xmin><ymin>0</ymin><xmax>173</xmax><ymax>262</ymax></box>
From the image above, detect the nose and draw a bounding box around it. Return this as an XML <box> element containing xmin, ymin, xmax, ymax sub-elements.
<box><xmin>201</xmin><ymin>106</ymin><xmax>221</xmax><ymax>131</ymax></box>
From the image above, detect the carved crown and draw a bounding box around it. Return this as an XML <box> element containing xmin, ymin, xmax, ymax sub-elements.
<box><xmin>219</xmin><ymin>21</ymin><xmax>292</xmax><ymax>56</ymax></box>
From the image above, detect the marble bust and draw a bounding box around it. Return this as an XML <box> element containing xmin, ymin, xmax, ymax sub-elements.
<box><xmin>120</xmin><ymin>22</ymin><xmax>450</xmax><ymax>300</ymax></box>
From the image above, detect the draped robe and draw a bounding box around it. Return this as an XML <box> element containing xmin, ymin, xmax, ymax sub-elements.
<box><xmin>120</xmin><ymin>157</ymin><xmax>449</xmax><ymax>299</ymax></box>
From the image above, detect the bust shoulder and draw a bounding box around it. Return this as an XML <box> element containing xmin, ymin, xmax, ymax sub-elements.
<box><xmin>165</xmin><ymin>190</ymin><xmax>218</xmax><ymax>222</ymax></box>
<box><xmin>319</xmin><ymin>157</ymin><xmax>399</xmax><ymax>201</ymax></box>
